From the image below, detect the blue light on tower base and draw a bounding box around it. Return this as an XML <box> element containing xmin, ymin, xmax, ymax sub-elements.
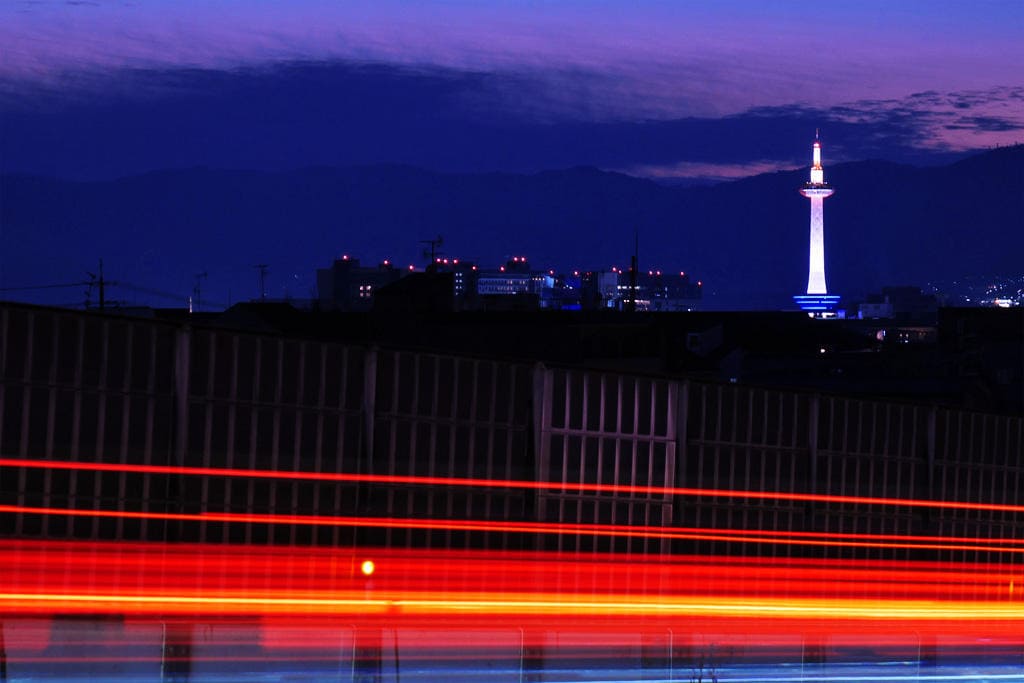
<box><xmin>793</xmin><ymin>294</ymin><xmax>841</xmax><ymax>316</ymax></box>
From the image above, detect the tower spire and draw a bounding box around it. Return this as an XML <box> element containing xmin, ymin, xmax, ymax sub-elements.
<box><xmin>810</xmin><ymin>133</ymin><xmax>824</xmax><ymax>183</ymax></box>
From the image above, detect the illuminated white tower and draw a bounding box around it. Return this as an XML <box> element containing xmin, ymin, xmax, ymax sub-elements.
<box><xmin>794</xmin><ymin>132</ymin><xmax>839</xmax><ymax>315</ymax></box>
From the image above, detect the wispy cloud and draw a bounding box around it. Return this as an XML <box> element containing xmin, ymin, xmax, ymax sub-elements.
<box><xmin>825</xmin><ymin>86</ymin><xmax>1024</xmax><ymax>152</ymax></box>
<box><xmin>617</xmin><ymin>159</ymin><xmax>800</xmax><ymax>182</ymax></box>
<box><xmin>3</xmin><ymin>1</ymin><xmax>1022</xmax><ymax>122</ymax></box>
<box><xmin>0</xmin><ymin>57</ymin><xmax>1019</xmax><ymax>181</ymax></box>
<box><xmin>1</xmin><ymin>0</ymin><xmax>1022</xmax><ymax>180</ymax></box>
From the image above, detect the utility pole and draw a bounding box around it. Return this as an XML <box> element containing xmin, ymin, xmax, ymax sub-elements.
<box><xmin>85</xmin><ymin>259</ymin><xmax>110</xmax><ymax>310</ymax></box>
<box><xmin>98</xmin><ymin>259</ymin><xmax>106</xmax><ymax>310</ymax></box>
<box><xmin>193</xmin><ymin>272</ymin><xmax>208</xmax><ymax>313</ymax></box>
<box><xmin>628</xmin><ymin>229</ymin><xmax>638</xmax><ymax>313</ymax></box>
<box><xmin>254</xmin><ymin>264</ymin><xmax>269</xmax><ymax>302</ymax></box>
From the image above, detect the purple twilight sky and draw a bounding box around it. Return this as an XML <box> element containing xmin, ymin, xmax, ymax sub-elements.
<box><xmin>2</xmin><ymin>0</ymin><xmax>1022</xmax><ymax>179</ymax></box>
<box><xmin>0</xmin><ymin>1</ymin><xmax>1022</xmax><ymax>310</ymax></box>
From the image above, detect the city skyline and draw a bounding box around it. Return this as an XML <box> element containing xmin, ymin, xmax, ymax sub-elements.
<box><xmin>2</xmin><ymin>143</ymin><xmax>1021</xmax><ymax>311</ymax></box>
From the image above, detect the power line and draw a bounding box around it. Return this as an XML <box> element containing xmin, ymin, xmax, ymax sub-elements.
<box><xmin>2</xmin><ymin>279</ymin><xmax>227</xmax><ymax>310</ymax></box>
<box><xmin>0</xmin><ymin>282</ymin><xmax>86</xmax><ymax>292</ymax></box>
<box><xmin>115</xmin><ymin>282</ymin><xmax>188</xmax><ymax>303</ymax></box>
<box><xmin>116</xmin><ymin>281</ymin><xmax>227</xmax><ymax>310</ymax></box>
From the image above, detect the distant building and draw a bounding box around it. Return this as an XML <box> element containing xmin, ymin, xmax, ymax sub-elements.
<box><xmin>476</xmin><ymin>257</ymin><xmax>551</xmax><ymax>310</ymax></box>
<box><xmin>373</xmin><ymin>271</ymin><xmax>456</xmax><ymax>314</ymax></box>
<box><xmin>533</xmin><ymin>267</ymin><xmax>702</xmax><ymax>312</ymax></box>
<box><xmin>617</xmin><ymin>270</ymin><xmax>702</xmax><ymax>312</ymax></box>
<box><xmin>316</xmin><ymin>256</ymin><xmax>405</xmax><ymax>311</ymax></box>
<box><xmin>579</xmin><ymin>271</ymin><xmax>619</xmax><ymax>309</ymax></box>
<box><xmin>316</xmin><ymin>253</ymin><xmax>702</xmax><ymax>313</ymax></box>
<box><xmin>858</xmin><ymin>298</ymin><xmax>894</xmax><ymax>320</ymax></box>
<box><xmin>857</xmin><ymin>286</ymin><xmax>939</xmax><ymax>323</ymax></box>
<box><xmin>476</xmin><ymin>274</ymin><xmax>531</xmax><ymax>296</ymax></box>
<box><xmin>428</xmin><ymin>257</ymin><xmax>479</xmax><ymax>307</ymax></box>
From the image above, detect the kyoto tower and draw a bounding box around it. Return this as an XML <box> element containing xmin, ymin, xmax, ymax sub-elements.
<box><xmin>793</xmin><ymin>131</ymin><xmax>840</xmax><ymax>316</ymax></box>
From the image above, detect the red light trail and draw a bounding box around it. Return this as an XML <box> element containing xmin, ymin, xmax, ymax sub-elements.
<box><xmin>2</xmin><ymin>541</ymin><xmax>1024</xmax><ymax>635</ymax></box>
<box><xmin>3</xmin><ymin>453</ymin><xmax>1022</xmax><ymax>555</ymax></box>
<box><xmin>4</xmin><ymin>458</ymin><xmax>1023</xmax><ymax>669</ymax></box>
<box><xmin>2</xmin><ymin>456</ymin><xmax>1021</xmax><ymax>515</ymax></box>
<box><xmin>3</xmin><ymin>502</ymin><xmax>1024</xmax><ymax>555</ymax></box>
<box><xmin>3</xmin><ymin>541</ymin><xmax>1024</xmax><ymax>674</ymax></box>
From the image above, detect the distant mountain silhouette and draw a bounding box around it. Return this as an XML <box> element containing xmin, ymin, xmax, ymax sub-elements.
<box><xmin>1</xmin><ymin>145</ymin><xmax>1021</xmax><ymax>310</ymax></box>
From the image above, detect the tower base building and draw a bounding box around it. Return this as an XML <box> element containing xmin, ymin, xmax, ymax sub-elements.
<box><xmin>793</xmin><ymin>293</ymin><xmax>841</xmax><ymax>315</ymax></box>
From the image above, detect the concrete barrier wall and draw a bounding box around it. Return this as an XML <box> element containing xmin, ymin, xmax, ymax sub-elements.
<box><xmin>2</xmin><ymin>302</ymin><xmax>1023</xmax><ymax>561</ymax></box>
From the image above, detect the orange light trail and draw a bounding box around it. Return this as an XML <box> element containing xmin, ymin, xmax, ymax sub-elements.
<box><xmin>6</xmin><ymin>459</ymin><xmax>1024</xmax><ymax>658</ymax></box>
<box><xmin>2</xmin><ymin>456</ymin><xmax>1022</xmax><ymax>514</ymax></box>
<box><xmin>4</xmin><ymin>591</ymin><xmax>1024</xmax><ymax>622</ymax></box>
<box><xmin>3</xmin><ymin>541</ymin><xmax>1024</xmax><ymax>643</ymax></box>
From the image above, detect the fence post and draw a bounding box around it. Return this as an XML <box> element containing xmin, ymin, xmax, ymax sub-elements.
<box><xmin>808</xmin><ymin>394</ymin><xmax>820</xmax><ymax>490</ymax></box>
<box><xmin>363</xmin><ymin>347</ymin><xmax>378</xmax><ymax>476</ymax></box>
<box><xmin>356</xmin><ymin>347</ymin><xmax>379</xmax><ymax>531</ymax></box>
<box><xmin>532</xmin><ymin>363</ymin><xmax>552</xmax><ymax>537</ymax></box>
<box><xmin>927</xmin><ymin>407</ymin><xmax>937</xmax><ymax>498</ymax></box>
<box><xmin>674</xmin><ymin>380</ymin><xmax>690</xmax><ymax>485</ymax></box>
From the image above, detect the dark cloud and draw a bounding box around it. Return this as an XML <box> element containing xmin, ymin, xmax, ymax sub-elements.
<box><xmin>0</xmin><ymin>61</ymin><xmax>1018</xmax><ymax>181</ymax></box>
<box><xmin>957</xmin><ymin>115</ymin><xmax>1024</xmax><ymax>132</ymax></box>
<box><xmin>816</xmin><ymin>86</ymin><xmax>1024</xmax><ymax>156</ymax></box>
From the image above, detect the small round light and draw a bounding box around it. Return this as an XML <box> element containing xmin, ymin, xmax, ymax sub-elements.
<box><xmin>360</xmin><ymin>560</ymin><xmax>375</xmax><ymax>576</ymax></box>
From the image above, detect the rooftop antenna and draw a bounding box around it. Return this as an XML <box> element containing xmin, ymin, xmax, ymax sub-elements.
<box><xmin>254</xmin><ymin>264</ymin><xmax>269</xmax><ymax>302</ymax></box>
<box><xmin>420</xmin><ymin>235</ymin><xmax>443</xmax><ymax>266</ymax></box>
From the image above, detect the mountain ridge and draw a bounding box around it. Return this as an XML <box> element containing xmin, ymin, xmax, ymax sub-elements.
<box><xmin>1</xmin><ymin>145</ymin><xmax>1021</xmax><ymax>310</ymax></box>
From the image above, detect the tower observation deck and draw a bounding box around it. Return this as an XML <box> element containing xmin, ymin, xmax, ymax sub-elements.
<box><xmin>794</xmin><ymin>132</ymin><xmax>839</xmax><ymax>315</ymax></box>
